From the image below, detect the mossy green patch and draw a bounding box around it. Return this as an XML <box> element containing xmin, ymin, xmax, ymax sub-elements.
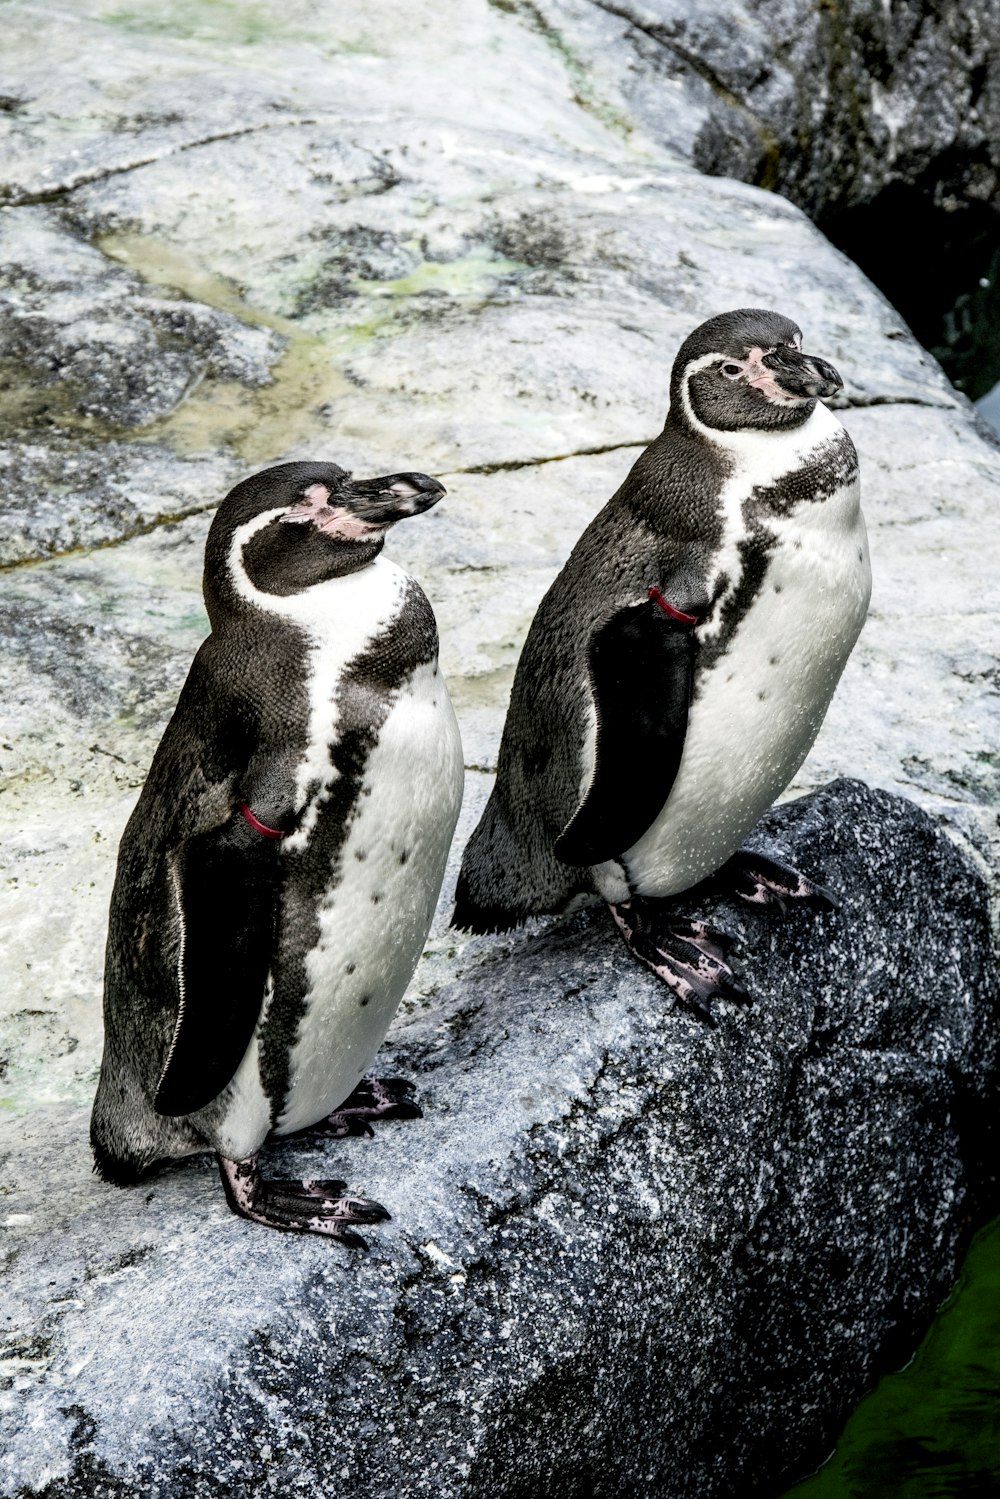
<box><xmin>352</xmin><ymin>251</ymin><xmax>527</xmax><ymax>302</ymax></box>
<box><xmin>93</xmin><ymin>233</ymin><xmax>534</xmax><ymax>464</ymax></box>
<box><xmin>97</xmin><ymin>231</ymin><xmax>357</xmax><ymax>463</ymax></box>
<box><xmin>100</xmin><ymin>0</ymin><xmax>313</xmax><ymax>48</ymax></box>
<box><xmin>176</xmin><ymin>609</ymin><xmax>210</xmax><ymax>636</ymax></box>
<box><xmin>784</xmin><ymin>1215</ymin><xmax>1000</xmax><ymax>1497</ymax></box>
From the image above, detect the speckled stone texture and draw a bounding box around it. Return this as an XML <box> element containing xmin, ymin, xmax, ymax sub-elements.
<box><xmin>2</xmin><ymin>0</ymin><xmax>1000</xmax><ymax>1494</ymax></box>
<box><xmin>1</xmin><ymin>781</ymin><xmax>996</xmax><ymax>1498</ymax></box>
<box><xmin>536</xmin><ymin>0</ymin><xmax>1000</xmax><ymax>221</ymax></box>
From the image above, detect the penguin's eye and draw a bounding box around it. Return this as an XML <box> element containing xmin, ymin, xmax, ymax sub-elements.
<box><xmin>720</xmin><ymin>362</ymin><xmax>743</xmax><ymax>379</ymax></box>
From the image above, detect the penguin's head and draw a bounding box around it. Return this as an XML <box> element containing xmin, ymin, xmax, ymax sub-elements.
<box><xmin>204</xmin><ymin>460</ymin><xmax>445</xmax><ymax>619</ymax></box>
<box><xmin>670</xmin><ymin>309</ymin><xmax>843</xmax><ymax>438</ymax></box>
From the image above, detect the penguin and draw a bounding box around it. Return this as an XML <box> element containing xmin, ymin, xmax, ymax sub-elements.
<box><xmin>453</xmin><ymin>308</ymin><xmax>870</xmax><ymax>1021</ymax></box>
<box><xmin>91</xmin><ymin>460</ymin><xmax>464</xmax><ymax>1243</ymax></box>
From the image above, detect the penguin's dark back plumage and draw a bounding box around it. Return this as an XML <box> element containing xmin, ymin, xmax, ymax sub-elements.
<box><xmin>454</xmin><ymin>427</ymin><xmax>727</xmax><ymax>931</ymax></box>
<box><xmin>91</xmin><ymin>453</ymin><xmax>462</xmax><ymax>1202</ymax></box>
<box><xmin>455</xmin><ymin>307</ymin><xmax>864</xmax><ymax>932</ymax></box>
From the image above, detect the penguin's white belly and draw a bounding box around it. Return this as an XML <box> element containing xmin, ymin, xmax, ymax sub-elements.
<box><xmin>623</xmin><ymin>477</ymin><xmax>870</xmax><ymax>897</ymax></box>
<box><xmin>273</xmin><ymin>660</ymin><xmax>463</xmax><ymax>1135</ymax></box>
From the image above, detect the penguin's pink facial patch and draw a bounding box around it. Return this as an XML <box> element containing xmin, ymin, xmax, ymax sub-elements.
<box><xmin>280</xmin><ymin>483</ymin><xmax>332</xmax><ymax>524</ymax></box>
<box><xmin>314</xmin><ymin>506</ymin><xmax>387</xmax><ymax>539</ymax></box>
<box><xmin>279</xmin><ymin>483</ymin><xmax>384</xmax><ymax>541</ymax></box>
<box><xmin>742</xmin><ymin>345</ymin><xmax>800</xmax><ymax>404</ymax></box>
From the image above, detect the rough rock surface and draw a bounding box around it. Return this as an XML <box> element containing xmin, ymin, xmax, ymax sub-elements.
<box><xmin>1</xmin><ymin>782</ymin><xmax>997</xmax><ymax>1499</ymax></box>
<box><xmin>1</xmin><ymin>1</ymin><xmax>999</xmax><ymax>1495</ymax></box>
<box><xmin>534</xmin><ymin>0</ymin><xmax>1000</xmax><ymax>222</ymax></box>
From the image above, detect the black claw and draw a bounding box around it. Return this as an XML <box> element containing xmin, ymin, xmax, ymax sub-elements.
<box><xmin>349</xmin><ymin>1200</ymin><xmax>392</xmax><ymax>1224</ymax></box>
<box><xmin>385</xmin><ymin>1099</ymin><xmax>423</xmax><ymax>1121</ymax></box>
<box><xmin>381</xmin><ymin>1076</ymin><xmax>418</xmax><ymax>1093</ymax></box>
<box><xmin>719</xmin><ymin>974</ymin><xmax>752</xmax><ymax>1006</ymax></box>
<box><xmin>702</xmin><ymin>926</ymin><xmax>740</xmax><ymax>954</ymax></box>
<box><xmin>681</xmin><ymin>994</ymin><xmax>719</xmax><ymax>1028</ymax></box>
<box><xmin>805</xmin><ymin>883</ymin><xmax>839</xmax><ymax>912</ymax></box>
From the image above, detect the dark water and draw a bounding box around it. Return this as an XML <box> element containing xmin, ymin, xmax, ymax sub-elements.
<box><xmin>821</xmin><ymin>187</ymin><xmax>1000</xmax><ymax>404</ymax></box>
<box><xmin>781</xmin><ymin>1216</ymin><xmax>1000</xmax><ymax>1498</ymax></box>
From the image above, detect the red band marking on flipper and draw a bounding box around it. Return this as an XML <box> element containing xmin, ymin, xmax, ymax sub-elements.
<box><xmin>238</xmin><ymin>801</ymin><xmax>286</xmax><ymax>839</ymax></box>
<box><xmin>648</xmin><ymin>587</ymin><xmax>701</xmax><ymax>626</ymax></box>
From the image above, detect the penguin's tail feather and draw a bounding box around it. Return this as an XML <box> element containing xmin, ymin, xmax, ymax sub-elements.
<box><xmin>90</xmin><ymin>1025</ymin><xmax>203</xmax><ymax>1188</ymax></box>
<box><xmin>90</xmin><ymin>1100</ymin><xmax>206</xmax><ymax>1187</ymax></box>
<box><xmin>451</xmin><ymin>868</ymin><xmax>526</xmax><ymax>935</ymax></box>
<box><xmin>451</xmin><ymin>788</ymin><xmax>534</xmax><ymax>933</ymax></box>
<box><xmin>90</xmin><ymin>1127</ymin><xmax>152</xmax><ymax>1188</ymax></box>
<box><xmin>89</xmin><ymin>1074</ymin><xmax>166</xmax><ymax>1186</ymax></box>
<box><xmin>451</xmin><ymin>786</ymin><xmax>580</xmax><ymax>933</ymax></box>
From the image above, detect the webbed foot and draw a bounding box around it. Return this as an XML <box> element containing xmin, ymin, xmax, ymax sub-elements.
<box><xmin>609</xmin><ymin>899</ymin><xmax>750</xmax><ymax>1025</ymax></box>
<box><xmin>717</xmin><ymin>850</ymin><xmax>837</xmax><ymax>913</ymax></box>
<box><xmin>218</xmin><ymin>1154</ymin><xmax>389</xmax><ymax>1247</ymax></box>
<box><xmin>302</xmin><ymin>1076</ymin><xmax>423</xmax><ymax>1140</ymax></box>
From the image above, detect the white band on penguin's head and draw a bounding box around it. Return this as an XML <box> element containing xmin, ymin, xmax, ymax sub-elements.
<box><xmin>679</xmin><ymin>351</ymin><xmax>731</xmax><ymax>441</ymax></box>
<box><xmin>226</xmin><ymin>506</ymin><xmax>290</xmax><ymax>608</ymax></box>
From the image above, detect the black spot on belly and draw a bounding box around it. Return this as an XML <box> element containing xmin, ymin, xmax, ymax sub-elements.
<box><xmin>355</xmin><ymin>849</ymin><xmax>366</xmax><ymax>861</ymax></box>
<box><xmin>769</xmin><ymin>655</ymin><xmax>779</xmax><ymax>666</ymax></box>
<box><xmin>399</xmin><ymin>850</ymin><xmax>409</xmax><ymax>864</ymax></box>
<box><xmin>345</xmin><ymin>961</ymin><xmax>356</xmax><ymax>975</ymax></box>
<box><xmin>371</xmin><ymin>893</ymin><xmax>382</xmax><ymax>905</ymax></box>
<box><xmin>359</xmin><ymin>995</ymin><xmax>370</xmax><ymax>1007</ymax></box>
<box><xmin>773</xmin><ymin>583</ymin><xmax>783</xmax><ymax>594</ymax></box>
<box><xmin>758</xmin><ymin>691</ymin><xmax>767</xmax><ymax>701</ymax></box>
<box><xmin>858</xmin><ymin>547</ymin><xmax>864</xmax><ymax>560</ymax></box>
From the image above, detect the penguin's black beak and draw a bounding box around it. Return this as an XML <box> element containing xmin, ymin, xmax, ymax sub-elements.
<box><xmin>761</xmin><ymin>348</ymin><xmax>843</xmax><ymax>400</ymax></box>
<box><xmin>342</xmin><ymin>471</ymin><xmax>446</xmax><ymax>524</ymax></box>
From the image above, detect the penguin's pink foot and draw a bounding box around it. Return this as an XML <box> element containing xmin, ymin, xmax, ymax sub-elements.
<box><xmin>218</xmin><ymin>1154</ymin><xmax>390</xmax><ymax>1247</ymax></box>
<box><xmin>302</xmin><ymin>1076</ymin><xmax>423</xmax><ymax>1140</ymax></box>
<box><xmin>609</xmin><ymin>900</ymin><xmax>749</xmax><ymax>1025</ymax></box>
<box><xmin>719</xmin><ymin>850</ymin><xmax>837</xmax><ymax>913</ymax></box>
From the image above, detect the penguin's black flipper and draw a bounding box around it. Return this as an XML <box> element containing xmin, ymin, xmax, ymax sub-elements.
<box><xmin>154</xmin><ymin>812</ymin><xmax>281</xmax><ymax>1117</ymax></box>
<box><xmin>555</xmin><ymin>598</ymin><xmax>695</xmax><ymax>867</ymax></box>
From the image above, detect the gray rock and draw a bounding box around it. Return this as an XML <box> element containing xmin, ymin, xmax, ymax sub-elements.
<box><xmin>534</xmin><ymin>0</ymin><xmax>1000</xmax><ymax>221</ymax></box>
<box><xmin>0</xmin><ymin>439</ymin><xmax>238</xmax><ymax>565</ymax></box>
<box><xmin>0</xmin><ymin>781</ymin><xmax>995</xmax><ymax>1497</ymax></box>
<box><xmin>0</xmin><ymin>208</ymin><xmax>282</xmax><ymax>433</ymax></box>
<box><xmin>1</xmin><ymin>1</ymin><xmax>999</xmax><ymax>1493</ymax></box>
